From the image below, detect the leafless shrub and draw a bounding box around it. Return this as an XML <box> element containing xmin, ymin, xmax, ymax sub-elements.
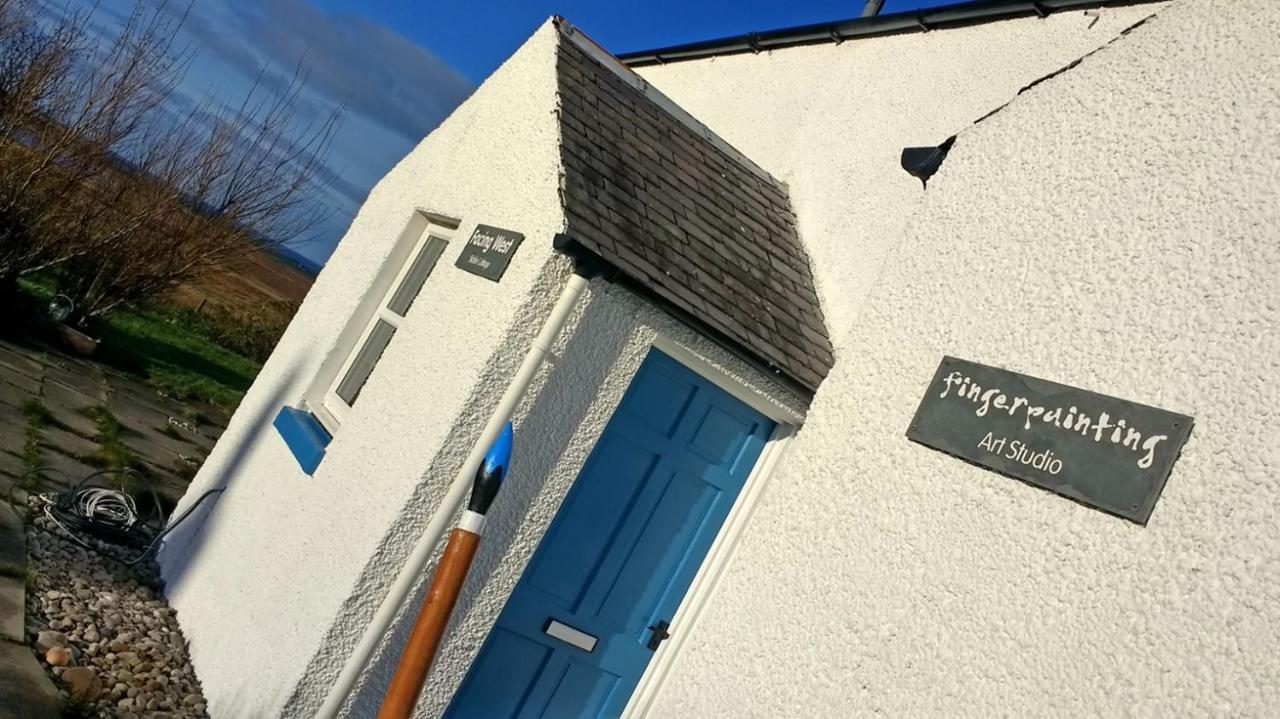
<box><xmin>0</xmin><ymin>0</ymin><xmax>338</xmax><ymax>326</ymax></box>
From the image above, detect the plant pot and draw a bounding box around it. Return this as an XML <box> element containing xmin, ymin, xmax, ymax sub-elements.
<box><xmin>56</xmin><ymin>323</ymin><xmax>100</xmax><ymax>356</ymax></box>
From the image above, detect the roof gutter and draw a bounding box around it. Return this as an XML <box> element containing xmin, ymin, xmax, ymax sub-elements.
<box><xmin>618</xmin><ymin>0</ymin><xmax>1163</xmax><ymax>67</ymax></box>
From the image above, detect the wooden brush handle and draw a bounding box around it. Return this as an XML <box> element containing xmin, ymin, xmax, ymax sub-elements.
<box><xmin>378</xmin><ymin>528</ymin><xmax>481</xmax><ymax>719</ymax></box>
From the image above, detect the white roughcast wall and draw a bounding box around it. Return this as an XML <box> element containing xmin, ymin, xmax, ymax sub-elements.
<box><xmin>156</xmin><ymin>24</ymin><xmax>567</xmax><ymax>718</ymax></box>
<box><xmin>644</xmin><ymin>1</ymin><xmax>1280</xmax><ymax>717</ymax></box>
<box><xmin>636</xmin><ymin>2</ymin><xmax>1169</xmax><ymax>352</ymax></box>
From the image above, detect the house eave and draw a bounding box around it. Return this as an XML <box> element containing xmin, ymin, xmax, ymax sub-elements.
<box><xmin>616</xmin><ymin>0</ymin><xmax>1167</xmax><ymax>67</ymax></box>
<box><xmin>553</xmin><ymin>234</ymin><xmax>820</xmax><ymax>399</ymax></box>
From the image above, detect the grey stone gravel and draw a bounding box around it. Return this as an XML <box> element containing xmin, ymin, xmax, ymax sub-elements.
<box><xmin>22</xmin><ymin>502</ymin><xmax>208</xmax><ymax>718</ymax></box>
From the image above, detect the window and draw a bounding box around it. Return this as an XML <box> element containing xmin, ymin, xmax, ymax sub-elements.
<box><xmin>308</xmin><ymin>214</ymin><xmax>454</xmax><ymax>432</ymax></box>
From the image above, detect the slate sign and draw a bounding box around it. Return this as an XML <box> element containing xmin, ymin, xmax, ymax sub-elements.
<box><xmin>907</xmin><ymin>357</ymin><xmax>1193</xmax><ymax>524</ymax></box>
<box><xmin>455</xmin><ymin>224</ymin><xmax>524</xmax><ymax>282</ymax></box>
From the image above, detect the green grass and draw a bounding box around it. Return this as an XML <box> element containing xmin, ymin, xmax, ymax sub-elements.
<box><xmin>0</xmin><ymin>561</ymin><xmax>39</xmax><ymax>590</ymax></box>
<box><xmin>15</xmin><ymin>273</ymin><xmax>54</xmax><ymax>304</ymax></box>
<box><xmin>180</xmin><ymin>405</ymin><xmax>208</xmax><ymax>426</ymax></box>
<box><xmin>79</xmin><ymin>405</ymin><xmax>133</xmax><ymax>471</ymax></box>
<box><xmin>16</xmin><ymin>274</ymin><xmax>260</xmax><ymax>411</ymax></box>
<box><xmin>20</xmin><ymin>397</ymin><xmax>47</xmax><ymax>487</ymax></box>
<box><xmin>92</xmin><ymin>307</ymin><xmax>260</xmax><ymax>411</ymax></box>
<box><xmin>157</xmin><ymin>423</ymin><xmax>192</xmax><ymax>443</ymax></box>
<box><xmin>15</xmin><ymin>272</ymin><xmax>258</xmax><ymax>409</ymax></box>
<box><xmin>21</xmin><ymin>397</ymin><xmax>51</xmax><ymax>425</ymax></box>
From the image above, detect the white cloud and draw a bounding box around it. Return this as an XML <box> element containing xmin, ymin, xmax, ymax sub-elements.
<box><xmin>50</xmin><ymin>0</ymin><xmax>475</xmax><ymax>263</ymax></box>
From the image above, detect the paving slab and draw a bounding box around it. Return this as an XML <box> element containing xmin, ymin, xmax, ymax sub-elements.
<box><xmin>0</xmin><ymin>376</ymin><xmax>36</xmax><ymax>412</ymax></box>
<box><xmin>0</xmin><ymin>640</ymin><xmax>61</xmax><ymax>719</ymax></box>
<box><xmin>0</xmin><ymin>504</ymin><xmax>27</xmax><ymax>648</ymax></box>
<box><xmin>106</xmin><ymin>381</ymin><xmax>186</xmax><ymax>423</ymax></box>
<box><xmin>38</xmin><ymin>427</ymin><xmax>98</xmax><ymax>467</ymax></box>
<box><xmin>196</xmin><ymin>425</ymin><xmax>224</xmax><ymax>446</ymax></box>
<box><xmin>0</xmin><ymin>403</ymin><xmax>25</xmax><ymax>457</ymax></box>
<box><xmin>40</xmin><ymin>359</ymin><xmax>103</xmax><ymax>400</ymax></box>
<box><xmin>30</xmin><ymin>451</ymin><xmax>94</xmax><ymax>492</ymax></box>
<box><xmin>125</xmin><ymin>420</ymin><xmax>200</xmax><ymax>459</ymax></box>
<box><xmin>0</xmin><ymin>451</ymin><xmax>23</xmax><ymax>483</ymax></box>
<box><xmin>0</xmin><ymin>580</ymin><xmax>21</xmax><ymax>644</ymax></box>
<box><xmin>172</xmin><ymin>424</ymin><xmax>214</xmax><ymax>453</ymax></box>
<box><xmin>0</xmin><ymin>504</ymin><xmax>23</xmax><ymax>575</ymax></box>
<box><xmin>189</xmin><ymin>400</ymin><xmax>231</xmax><ymax>430</ymax></box>
<box><xmin>119</xmin><ymin>432</ymin><xmax>183</xmax><ymax>473</ymax></box>
<box><xmin>132</xmin><ymin>468</ymin><xmax>189</xmax><ymax>511</ymax></box>
<box><xmin>39</xmin><ymin>384</ymin><xmax>99</xmax><ymax>439</ymax></box>
<box><xmin>185</xmin><ymin>428</ymin><xmax>217</xmax><ymax>453</ymax></box>
<box><xmin>0</xmin><ymin>340</ymin><xmax>44</xmax><ymax>385</ymax></box>
<box><xmin>0</xmin><ymin>506</ymin><xmax>24</xmax><ymax>645</ymax></box>
<box><xmin>0</xmin><ymin>337</ymin><xmax>221</xmax><ymax>513</ymax></box>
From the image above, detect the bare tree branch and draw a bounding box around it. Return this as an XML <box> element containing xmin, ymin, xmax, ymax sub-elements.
<box><xmin>0</xmin><ymin>0</ymin><xmax>340</xmax><ymax>327</ymax></box>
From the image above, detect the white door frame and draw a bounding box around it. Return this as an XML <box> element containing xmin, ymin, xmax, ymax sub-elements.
<box><xmin>622</xmin><ymin>334</ymin><xmax>804</xmax><ymax>718</ymax></box>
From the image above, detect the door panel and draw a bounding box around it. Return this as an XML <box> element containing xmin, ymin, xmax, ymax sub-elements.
<box><xmin>526</xmin><ymin>436</ymin><xmax>658</xmax><ymax>609</ymax></box>
<box><xmin>595</xmin><ymin>471</ymin><xmax>719</xmax><ymax>632</ymax></box>
<box><xmin>448</xmin><ymin>349</ymin><xmax>775</xmax><ymax>719</ymax></box>
<box><xmin>539</xmin><ymin>661</ymin><xmax>617</xmax><ymax>718</ymax></box>
<box><xmin>617</xmin><ymin>358</ymin><xmax>697</xmax><ymax>437</ymax></box>
<box><xmin>459</xmin><ymin>629</ymin><xmax>552</xmax><ymax>717</ymax></box>
<box><xmin>687</xmin><ymin>405</ymin><xmax>752</xmax><ymax>466</ymax></box>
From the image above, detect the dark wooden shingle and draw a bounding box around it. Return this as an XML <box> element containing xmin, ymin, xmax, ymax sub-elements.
<box><xmin>556</xmin><ymin>28</ymin><xmax>834</xmax><ymax>392</ymax></box>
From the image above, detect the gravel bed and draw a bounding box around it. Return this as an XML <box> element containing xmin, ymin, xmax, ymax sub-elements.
<box><xmin>23</xmin><ymin>501</ymin><xmax>208</xmax><ymax>718</ymax></box>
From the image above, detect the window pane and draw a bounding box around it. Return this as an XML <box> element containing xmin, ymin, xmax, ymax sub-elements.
<box><xmin>335</xmin><ymin>319</ymin><xmax>396</xmax><ymax>405</ymax></box>
<box><xmin>387</xmin><ymin>236</ymin><xmax>448</xmax><ymax>316</ymax></box>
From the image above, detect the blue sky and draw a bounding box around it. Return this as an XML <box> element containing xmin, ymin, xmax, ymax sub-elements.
<box><xmin>310</xmin><ymin>0</ymin><xmax>961</xmax><ymax>83</ymax></box>
<box><xmin>69</xmin><ymin>0</ymin><xmax>958</xmax><ymax>265</ymax></box>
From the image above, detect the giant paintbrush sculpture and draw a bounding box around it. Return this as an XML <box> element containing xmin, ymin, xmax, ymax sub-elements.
<box><xmin>378</xmin><ymin>423</ymin><xmax>514</xmax><ymax>719</ymax></box>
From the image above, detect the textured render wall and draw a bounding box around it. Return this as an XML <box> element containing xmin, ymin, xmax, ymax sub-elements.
<box><xmin>636</xmin><ymin>3</ymin><xmax>1169</xmax><ymax>350</ymax></box>
<box><xmin>155</xmin><ymin>24</ymin><xmax>567</xmax><ymax>718</ymax></box>
<box><xmin>646</xmin><ymin>1</ymin><xmax>1280</xmax><ymax>717</ymax></box>
<box><xmin>373</xmin><ymin>280</ymin><xmax>807</xmax><ymax>719</ymax></box>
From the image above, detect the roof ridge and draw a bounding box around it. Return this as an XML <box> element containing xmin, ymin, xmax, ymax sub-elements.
<box><xmin>554</xmin><ymin>17</ymin><xmax>784</xmax><ymax>189</ymax></box>
<box><xmin>554</xmin><ymin>30</ymin><xmax>835</xmax><ymax>392</ymax></box>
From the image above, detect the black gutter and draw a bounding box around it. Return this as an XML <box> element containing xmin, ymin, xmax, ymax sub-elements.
<box><xmin>617</xmin><ymin>0</ymin><xmax>1163</xmax><ymax>67</ymax></box>
<box><xmin>553</xmin><ymin>234</ymin><xmax>818</xmax><ymax>400</ymax></box>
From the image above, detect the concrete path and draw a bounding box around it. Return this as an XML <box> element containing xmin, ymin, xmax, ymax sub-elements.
<box><xmin>0</xmin><ymin>641</ymin><xmax>61</xmax><ymax>718</ymax></box>
<box><xmin>0</xmin><ymin>335</ymin><xmax>234</xmax><ymax>716</ymax></box>
<box><xmin>0</xmin><ymin>337</ymin><xmax>228</xmax><ymax>507</ymax></box>
<box><xmin>0</xmin><ymin>504</ymin><xmax>60</xmax><ymax>719</ymax></box>
<box><xmin>0</xmin><ymin>504</ymin><xmax>25</xmax><ymax>642</ymax></box>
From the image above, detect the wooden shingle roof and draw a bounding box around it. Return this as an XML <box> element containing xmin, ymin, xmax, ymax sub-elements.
<box><xmin>554</xmin><ymin>21</ymin><xmax>835</xmax><ymax>393</ymax></box>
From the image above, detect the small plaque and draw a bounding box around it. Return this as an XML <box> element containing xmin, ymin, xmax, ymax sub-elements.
<box><xmin>907</xmin><ymin>357</ymin><xmax>1193</xmax><ymax>524</ymax></box>
<box><xmin>455</xmin><ymin>224</ymin><xmax>524</xmax><ymax>282</ymax></box>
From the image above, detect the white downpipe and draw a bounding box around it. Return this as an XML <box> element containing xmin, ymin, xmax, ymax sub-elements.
<box><xmin>317</xmin><ymin>271</ymin><xmax>590</xmax><ymax>718</ymax></box>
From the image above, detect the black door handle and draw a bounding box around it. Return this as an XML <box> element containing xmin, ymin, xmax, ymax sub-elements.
<box><xmin>646</xmin><ymin>620</ymin><xmax>671</xmax><ymax>650</ymax></box>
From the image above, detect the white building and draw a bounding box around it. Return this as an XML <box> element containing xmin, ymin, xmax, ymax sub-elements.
<box><xmin>157</xmin><ymin>1</ymin><xmax>1280</xmax><ymax>716</ymax></box>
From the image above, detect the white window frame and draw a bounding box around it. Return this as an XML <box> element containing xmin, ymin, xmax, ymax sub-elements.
<box><xmin>307</xmin><ymin>211</ymin><xmax>457</xmax><ymax>434</ymax></box>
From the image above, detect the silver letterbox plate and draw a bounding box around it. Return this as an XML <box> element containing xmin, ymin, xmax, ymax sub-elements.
<box><xmin>544</xmin><ymin>620</ymin><xmax>597</xmax><ymax>652</ymax></box>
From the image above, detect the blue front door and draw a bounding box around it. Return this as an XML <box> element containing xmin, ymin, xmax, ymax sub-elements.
<box><xmin>447</xmin><ymin>349</ymin><xmax>776</xmax><ymax>718</ymax></box>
